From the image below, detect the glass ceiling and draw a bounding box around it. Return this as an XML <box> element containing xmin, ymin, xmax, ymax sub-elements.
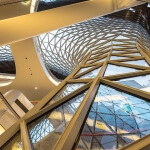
<box><xmin>77</xmin><ymin>84</ymin><xmax>150</xmax><ymax>149</ymax></box>
<box><xmin>34</xmin><ymin>3</ymin><xmax>150</xmax><ymax>79</ymax></box>
<box><xmin>1</xmin><ymin>2</ymin><xmax>150</xmax><ymax>150</ymax></box>
<box><xmin>0</xmin><ymin>3</ymin><xmax>149</xmax><ymax>80</ymax></box>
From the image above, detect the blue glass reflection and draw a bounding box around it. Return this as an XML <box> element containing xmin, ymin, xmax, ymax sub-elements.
<box><xmin>48</xmin><ymin>83</ymin><xmax>85</xmax><ymax>104</ymax></box>
<box><xmin>123</xmin><ymin>60</ymin><xmax>149</xmax><ymax>67</ymax></box>
<box><xmin>104</xmin><ymin>64</ymin><xmax>138</xmax><ymax>76</ymax></box>
<box><xmin>79</xmin><ymin>67</ymin><xmax>101</xmax><ymax>79</ymax></box>
<box><xmin>77</xmin><ymin>84</ymin><xmax>150</xmax><ymax>149</ymax></box>
<box><xmin>77</xmin><ymin>66</ymin><xmax>93</xmax><ymax>75</ymax></box>
<box><xmin>116</xmin><ymin>74</ymin><xmax>150</xmax><ymax>93</ymax></box>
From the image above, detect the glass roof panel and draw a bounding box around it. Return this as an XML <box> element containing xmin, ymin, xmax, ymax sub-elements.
<box><xmin>79</xmin><ymin>67</ymin><xmax>101</xmax><ymax>79</ymax></box>
<box><xmin>115</xmin><ymin>35</ymin><xmax>130</xmax><ymax>39</ymax></box>
<box><xmin>123</xmin><ymin>60</ymin><xmax>149</xmax><ymax>67</ymax></box>
<box><xmin>96</xmin><ymin>58</ymin><xmax>106</xmax><ymax>63</ymax></box>
<box><xmin>76</xmin><ymin>84</ymin><xmax>150</xmax><ymax>149</ymax></box>
<box><xmin>104</xmin><ymin>64</ymin><xmax>139</xmax><ymax>76</ymax></box>
<box><xmin>28</xmin><ymin>90</ymin><xmax>87</xmax><ymax>150</ymax></box>
<box><xmin>48</xmin><ymin>83</ymin><xmax>85</xmax><ymax>104</ymax></box>
<box><xmin>112</xmin><ymin>50</ymin><xmax>128</xmax><ymax>53</ymax></box>
<box><xmin>110</xmin><ymin>56</ymin><xmax>130</xmax><ymax>60</ymax></box>
<box><xmin>115</xmin><ymin>74</ymin><xmax>150</xmax><ymax>93</ymax></box>
<box><xmin>76</xmin><ymin>66</ymin><xmax>94</xmax><ymax>75</ymax></box>
<box><xmin>125</xmin><ymin>53</ymin><xmax>141</xmax><ymax>56</ymax></box>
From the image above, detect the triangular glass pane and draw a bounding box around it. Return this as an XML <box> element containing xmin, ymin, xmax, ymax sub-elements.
<box><xmin>28</xmin><ymin>90</ymin><xmax>87</xmax><ymax>150</ymax></box>
<box><xmin>121</xmin><ymin>134</ymin><xmax>140</xmax><ymax>145</ymax></box>
<box><xmin>105</xmin><ymin>33</ymin><xmax>115</xmax><ymax>37</ymax></box>
<box><xmin>125</xmin><ymin>53</ymin><xmax>141</xmax><ymax>56</ymax></box>
<box><xmin>78</xmin><ymin>133</ymin><xmax>93</xmax><ymax>149</ymax></box>
<box><xmin>76</xmin><ymin>66</ymin><xmax>94</xmax><ymax>75</ymax></box>
<box><xmin>88</xmin><ymin>57</ymin><xmax>106</xmax><ymax>64</ymax></box>
<box><xmin>112</xmin><ymin>51</ymin><xmax>141</xmax><ymax>56</ymax></box>
<box><xmin>1</xmin><ymin>132</ymin><xmax>22</xmax><ymax>150</ymax></box>
<box><xmin>104</xmin><ymin>64</ymin><xmax>139</xmax><ymax>76</ymax></box>
<box><xmin>48</xmin><ymin>83</ymin><xmax>85</xmax><ymax>104</ymax></box>
<box><xmin>112</xmin><ymin>50</ymin><xmax>128</xmax><ymax>53</ymax></box>
<box><xmin>91</xmin><ymin>137</ymin><xmax>103</xmax><ymax>149</ymax></box>
<box><xmin>115</xmin><ymin>35</ymin><xmax>130</xmax><ymax>39</ymax></box>
<box><xmin>87</xmin><ymin>59</ymin><xmax>96</xmax><ymax>64</ymax></box>
<box><xmin>96</xmin><ymin>57</ymin><xmax>106</xmax><ymax>63</ymax></box>
<box><xmin>113</xmin><ymin>45</ymin><xmax>128</xmax><ymax>49</ymax></box>
<box><xmin>123</xmin><ymin>60</ymin><xmax>149</xmax><ymax>67</ymax></box>
<box><xmin>101</xmin><ymin>135</ymin><xmax>117</xmax><ymax>149</ymax></box>
<box><xmin>76</xmin><ymin>84</ymin><xmax>150</xmax><ymax>149</ymax></box>
<box><xmin>79</xmin><ymin>67</ymin><xmax>101</xmax><ymax>79</ymax></box>
<box><xmin>115</xmin><ymin>74</ymin><xmax>150</xmax><ymax>93</ymax></box>
<box><xmin>113</xmin><ymin>41</ymin><xmax>129</xmax><ymax>45</ymax></box>
<box><xmin>110</xmin><ymin>56</ymin><xmax>130</xmax><ymax>60</ymax></box>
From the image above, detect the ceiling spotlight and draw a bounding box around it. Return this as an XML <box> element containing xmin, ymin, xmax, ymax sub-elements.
<box><xmin>34</xmin><ymin>86</ymin><xmax>38</xmax><ymax>90</ymax></box>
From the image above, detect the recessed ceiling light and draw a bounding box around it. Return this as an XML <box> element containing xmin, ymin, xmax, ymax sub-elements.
<box><xmin>34</xmin><ymin>86</ymin><xmax>38</xmax><ymax>90</ymax></box>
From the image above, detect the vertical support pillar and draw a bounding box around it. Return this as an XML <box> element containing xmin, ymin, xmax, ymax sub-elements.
<box><xmin>20</xmin><ymin>120</ymin><xmax>32</xmax><ymax>150</ymax></box>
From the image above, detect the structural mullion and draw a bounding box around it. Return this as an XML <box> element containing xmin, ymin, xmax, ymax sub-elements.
<box><xmin>101</xmin><ymin>78</ymin><xmax>150</xmax><ymax>100</ymax></box>
<box><xmin>26</xmin><ymin>82</ymin><xmax>91</xmax><ymax>123</ymax></box>
<box><xmin>137</xmin><ymin>43</ymin><xmax>150</xmax><ymax>65</ymax></box>
<box><xmin>103</xmin><ymin>69</ymin><xmax>150</xmax><ymax>80</ymax></box>
<box><xmin>52</xmin><ymin>49</ymin><xmax>112</xmax><ymax>150</ymax></box>
<box><xmin>110</xmin><ymin>57</ymin><xmax>145</xmax><ymax>62</ymax></box>
<box><xmin>109</xmin><ymin>60</ymin><xmax>150</xmax><ymax>70</ymax></box>
<box><xmin>74</xmin><ymin>63</ymin><xmax>102</xmax><ymax>79</ymax></box>
<box><xmin>120</xmin><ymin>134</ymin><xmax>150</xmax><ymax>150</ymax></box>
<box><xmin>20</xmin><ymin>120</ymin><xmax>32</xmax><ymax>150</ymax></box>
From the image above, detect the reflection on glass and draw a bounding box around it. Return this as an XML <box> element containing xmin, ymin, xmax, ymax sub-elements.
<box><xmin>77</xmin><ymin>66</ymin><xmax>93</xmax><ymax>75</ymax></box>
<box><xmin>48</xmin><ymin>83</ymin><xmax>85</xmax><ymax>104</ymax></box>
<box><xmin>1</xmin><ymin>132</ymin><xmax>22</xmax><ymax>150</ymax></box>
<box><xmin>77</xmin><ymin>84</ymin><xmax>150</xmax><ymax>150</ymax></box>
<box><xmin>79</xmin><ymin>67</ymin><xmax>101</xmax><ymax>79</ymax></box>
<box><xmin>104</xmin><ymin>64</ymin><xmax>138</xmax><ymax>76</ymax></box>
<box><xmin>28</xmin><ymin>91</ymin><xmax>87</xmax><ymax>150</ymax></box>
<box><xmin>123</xmin><ymin>60</ymin><xmax>149</xmax><ymax>67</ymax></box>
<box><xmin>115</xmin><ymin>74</ymin><xmax>150</xmax><ymax>93</ymax></box>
